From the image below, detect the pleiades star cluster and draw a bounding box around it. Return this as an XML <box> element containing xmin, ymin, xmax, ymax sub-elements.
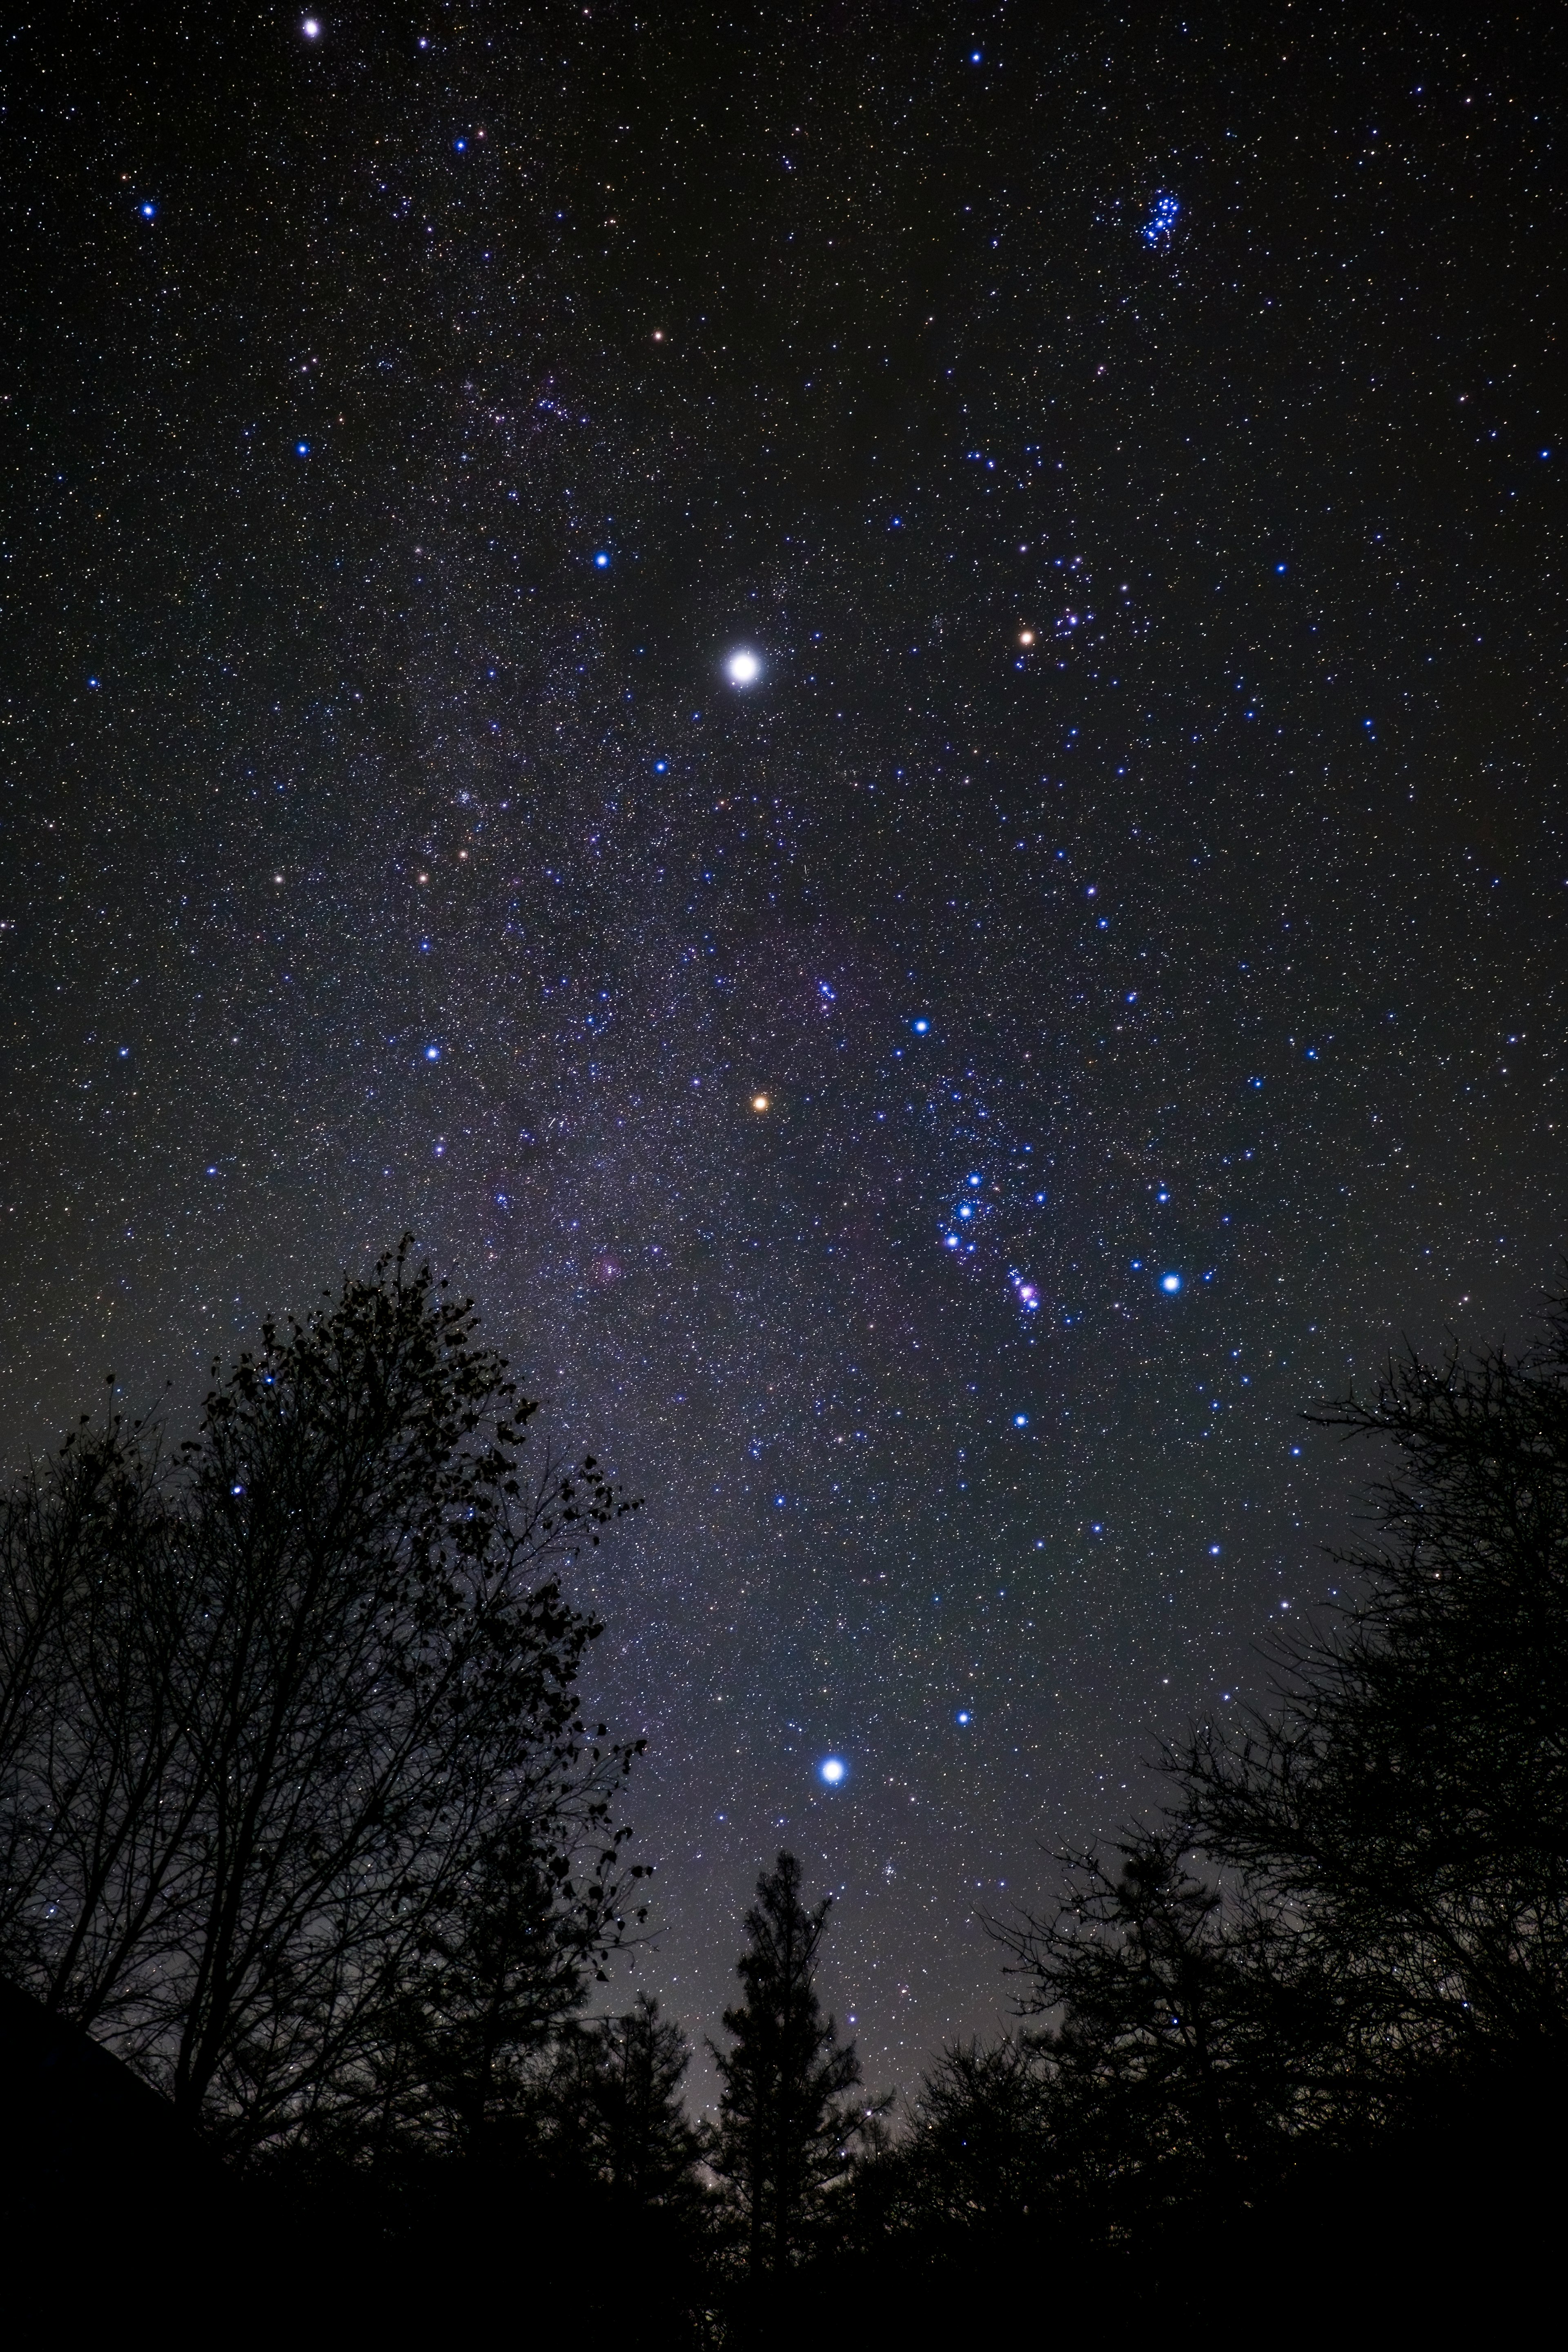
<box><xmin>3</xmin><ymin>3</ymin><xmax>1563</xmax><ymax>2099</ymax></box>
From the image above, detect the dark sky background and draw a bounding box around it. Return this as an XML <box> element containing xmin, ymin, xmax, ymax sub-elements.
<box><xmin>4</xmin><ymin>2</ymin><xmax>1563</xmax><ymax>2103</ymax></box>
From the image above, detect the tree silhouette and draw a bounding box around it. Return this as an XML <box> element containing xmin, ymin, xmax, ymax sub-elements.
<box><xmin>1177</xmin><ymin>1302</ymin><xmax>1568</xmax><ymax>2067</ymax></box>
<box><xmin>363</xmin><ymin>1806</ymin><xmax>629</xmax><ymax>2166</ymax></box>
<box><xmin>708</xmin><ymin>1852</ymin><xmax>871</xmax><ymax>2276</ymax></box>
<box><xmin>992</xmin><ymin>1826</ymin><xmax>1341</xmax><ymax>2229</ymax></box>
<box><xmin>873</xmin><ymin>2037</ymin><xmax>1054</xmax><ymax>2241</ymax></box>
<box><xmin>704</xmin><ymin>1297</ymin><xmax>1568</xmax><ymax>2317</ymax></box>
<box><xmin>0</xmin><ymin>1241</ymin><xmax>644</xmax><ymax>2157</ymax></box>
<box><xmin>549</xmin><ymin>1992</ymin><xmax>704</xmax><ymax>2213</ymax></box>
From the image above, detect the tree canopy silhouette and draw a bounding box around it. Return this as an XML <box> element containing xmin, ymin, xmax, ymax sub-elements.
<box><xmin>843</xmin><ymin>1299</ymin><xmax>1568</xmax><ymax>2299</ymax></box>
<box><xmin>548</xmin><ymin>1991</ymin><xmax>704</xmax><ymax>2215</ymax></box>
<box><xmin>708</xmin><ymin>1852</ymin><xmax>872</xmax><ymax>2276</ymax></box>
<box><xmin>1177</xmin><ymin>1303</ymin><xmax>1568</xmax><ymax>2069</ymax></box>
<box><xmin>0</xmin><ymin>1240</ymin><xmax>645</xmax><ymax>2159</ymax></box>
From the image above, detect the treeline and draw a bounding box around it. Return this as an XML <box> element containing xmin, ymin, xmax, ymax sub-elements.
<box><xmin>2</xmin><ymin>1248</ymin><xmax>1566</xmax><ymax>2331</ymax></box>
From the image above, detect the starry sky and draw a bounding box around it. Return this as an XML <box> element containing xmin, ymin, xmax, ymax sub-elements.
<box><xmin>4</xmin><ymin>3</ymin><xmax>1564</xmax><ymax>2101</ymax></box>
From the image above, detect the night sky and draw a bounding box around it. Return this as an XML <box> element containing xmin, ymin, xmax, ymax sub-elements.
<box><xmin>4</xmin><ymin>4</ymin><xmax>1563</xmax><ymax>2100</ymax></box>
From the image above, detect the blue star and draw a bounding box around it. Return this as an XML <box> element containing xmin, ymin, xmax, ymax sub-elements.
<box><xmin>819</xmin><ymin>1756</ymin><xmax>847</xmax><ymax>1785</ymax></box>
<box><xmin>1161</xmin><ymin>1272</ymin><xmax>1182</xmax><ymax>1293</ymax></box>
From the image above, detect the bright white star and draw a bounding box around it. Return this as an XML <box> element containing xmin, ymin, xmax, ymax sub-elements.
<box><xmin>819</xmin><ymin>1756</ymin><xmax>847</xmax><ymax>1786</ymax></box>
<box><xmin>726</xmin><ymin>649</ymin><xmax>761</xmax><ymax>686</ymax></box>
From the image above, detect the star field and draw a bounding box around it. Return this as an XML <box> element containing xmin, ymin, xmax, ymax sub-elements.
<box><xmin>3</xmin><ymin>3</ymin><xmax>1564</xmax><ymax>2100</ymax></box>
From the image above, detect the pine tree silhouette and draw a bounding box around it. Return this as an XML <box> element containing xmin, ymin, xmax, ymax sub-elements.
<box><xmin>708</xmin><ymin>1853</ymin><xmax>867</xmax><ymax>2276</ymax></box>
<box><xmin>552</xmin><ymin>1991</ymin><xmax>703</xmax><ymax>2212</ymax></box>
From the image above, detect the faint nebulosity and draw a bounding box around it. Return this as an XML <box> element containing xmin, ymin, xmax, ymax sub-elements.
<box><xmin>3</xmin><ymin>4</ymin><xmax>1561</xmax><ymax>2095</ymax></box>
